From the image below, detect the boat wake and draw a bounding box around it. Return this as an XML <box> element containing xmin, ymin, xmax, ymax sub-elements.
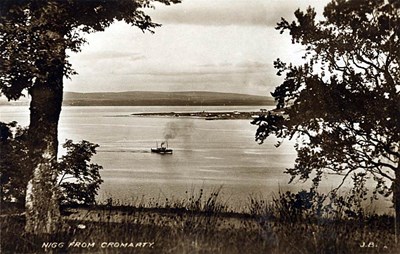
<box><xmin>99</xmin><ymin>149</ymin><xmax>151</xmax><ymax>154</ymax></box>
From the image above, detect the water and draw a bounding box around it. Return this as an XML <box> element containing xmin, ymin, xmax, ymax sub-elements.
<box><xmin>0</xmin><ymin>106</ymin><xmax>392</xmax><ymax>211</ymax></box>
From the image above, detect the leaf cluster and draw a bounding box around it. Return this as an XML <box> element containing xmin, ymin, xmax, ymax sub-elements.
<box><xmin>0</xmin><ymin>122</ymin><xmax>30</xmax><ymax>203</ymax></box>
<box><xmin>57</xmin><ymin>139</ymin><xmax>103</xmax><ymax>205</ymax></box>
<box><xmin>253</xmin><ymin>0</ymin><xmax>400</xmax><ymax>196</ymax></box>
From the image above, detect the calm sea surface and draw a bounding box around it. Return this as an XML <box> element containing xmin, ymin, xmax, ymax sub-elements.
<box><xmin>0</xmin><ymin>106</ymin><xmax>392</xmax><ymax>211</ymax></box>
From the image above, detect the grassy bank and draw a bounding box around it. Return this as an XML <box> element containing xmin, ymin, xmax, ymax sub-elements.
<box><xmin>1</xmin><ymin>189</ymin><xmax>398</xmax><ymax>253</ymax></box>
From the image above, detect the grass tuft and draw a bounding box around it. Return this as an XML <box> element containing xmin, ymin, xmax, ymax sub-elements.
<box><xmin>1</xmin><ymin>188</ymin><xmax>398</xmax><ymax>253</ymax></box>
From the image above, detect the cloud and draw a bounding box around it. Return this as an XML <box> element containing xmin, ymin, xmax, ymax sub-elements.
<box><xmin>150</xmin><ymin>0</ymin><xmax>329</xmax><ymax>27</ymax></box>
<box><xmin>113</xmin><ymin>60</ymin><xmax>270</xmax><ymax>77</ymax></box>
<box><xmin>76</xmin><ymin>50</ymin><xmax>146</xmax><ymax>62</ymax></box>
<box><xmin>119</xmin><ymin>68</ymin><xmax>267</xmax><ymax>77</ymax></box>
<box><xmin>65</xmin><ymin>0</ymin><xmax>331</xmax><ymax>95</ymax></box>
<box><xmin>236</xmin><ymin>61</ymin><xmax>269</xmax><ymax>69</ymax></box>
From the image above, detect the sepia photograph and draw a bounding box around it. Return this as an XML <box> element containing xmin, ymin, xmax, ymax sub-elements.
<box><xmin>0</xmin><ymin>0</ymin><xmax>399</xmax><ymax>253</ymax></box>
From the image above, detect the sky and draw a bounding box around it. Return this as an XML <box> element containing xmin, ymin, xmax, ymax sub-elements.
<box><xmin>64</xmin><ymin>0</ymin><xmax>330</xmax><ymax>96</ymax></box>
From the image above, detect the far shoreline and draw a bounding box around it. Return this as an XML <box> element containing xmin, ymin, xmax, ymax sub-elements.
<box><xmin>130</xmin><ymin>109</ymin><xmax>272</xmax><ymax>120</ymax></box>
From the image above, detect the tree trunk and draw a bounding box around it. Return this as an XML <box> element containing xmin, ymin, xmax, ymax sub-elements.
<box><xmin>394</xmin><ymin>162</ymin><xmax>400</xmax><ymax>244</ymax></box>
<box><xmin>25</xmin><ymin>58</ymin><xmax>64</xmax><ymax>234</ymax></box>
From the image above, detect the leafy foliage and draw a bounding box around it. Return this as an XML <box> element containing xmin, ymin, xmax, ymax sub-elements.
<box><xmin>0</xmin><ymin>122</ymin><xmax>30</xmax><ymax>203</ymax></box>
<box><xmin>272</xmin><ymin>187</ymin><xmax>370</xmax><ymax>223</ymax></box>
<box><xmin>253</xmin><ymin>0</ymin><xmax>399</xmax><ymax>197</ymax></box>
<box><xmin>0</xmin><ymin>122</ymin><xmax>103</xmax><ymax>205</ymax></box>
<box><xmin>58</xmin><ymin>140</ymin><xmax>103</xmax><ymax>205</ymax></box>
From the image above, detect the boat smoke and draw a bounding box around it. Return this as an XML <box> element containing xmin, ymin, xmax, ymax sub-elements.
<box><xmin>163</xmin><ymin>121</ymin><xmax>194</xmax><ymax>140</ymax></box>
<box><xmin>164</xmin><ymin>122</ymin><xmax>177</xmax><ymax>140</ymax></box>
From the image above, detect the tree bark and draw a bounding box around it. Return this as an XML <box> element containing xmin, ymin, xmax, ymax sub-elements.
<box><xmin>394</xmin><ymin>162</ymin><xmax>400</xmax><ymax>244</ymax></box>
<box><xmin>24</xmin><ymin>58</ymin><xmax>64</xmax><ymax>234</ymax></box>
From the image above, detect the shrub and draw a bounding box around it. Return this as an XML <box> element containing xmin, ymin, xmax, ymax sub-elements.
<box><xmin>57</xmin><ymin>139</ymin><xmax>103</xmax><ymax>205</ymax></box>
<box><xmin>0</xmin><ymin>121</ymin><xmax>103</xmax><ymax>206</ymax></box>
<box><xmin>0</xmin><ymin>121</ymin><xmax>30</xmax><ymax>204</ymax></box>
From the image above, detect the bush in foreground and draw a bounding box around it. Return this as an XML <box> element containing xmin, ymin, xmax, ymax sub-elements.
<box><xmin>0</xmin><ymin>121</ymin><xmax>103</xmax><ymax>206</ymax></box>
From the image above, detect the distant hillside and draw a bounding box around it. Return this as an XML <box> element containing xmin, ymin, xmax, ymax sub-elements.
<box><xmin>63</xmin><ymin>91</ymin><xmax>274</xmax><ymax>106</ymax></box>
